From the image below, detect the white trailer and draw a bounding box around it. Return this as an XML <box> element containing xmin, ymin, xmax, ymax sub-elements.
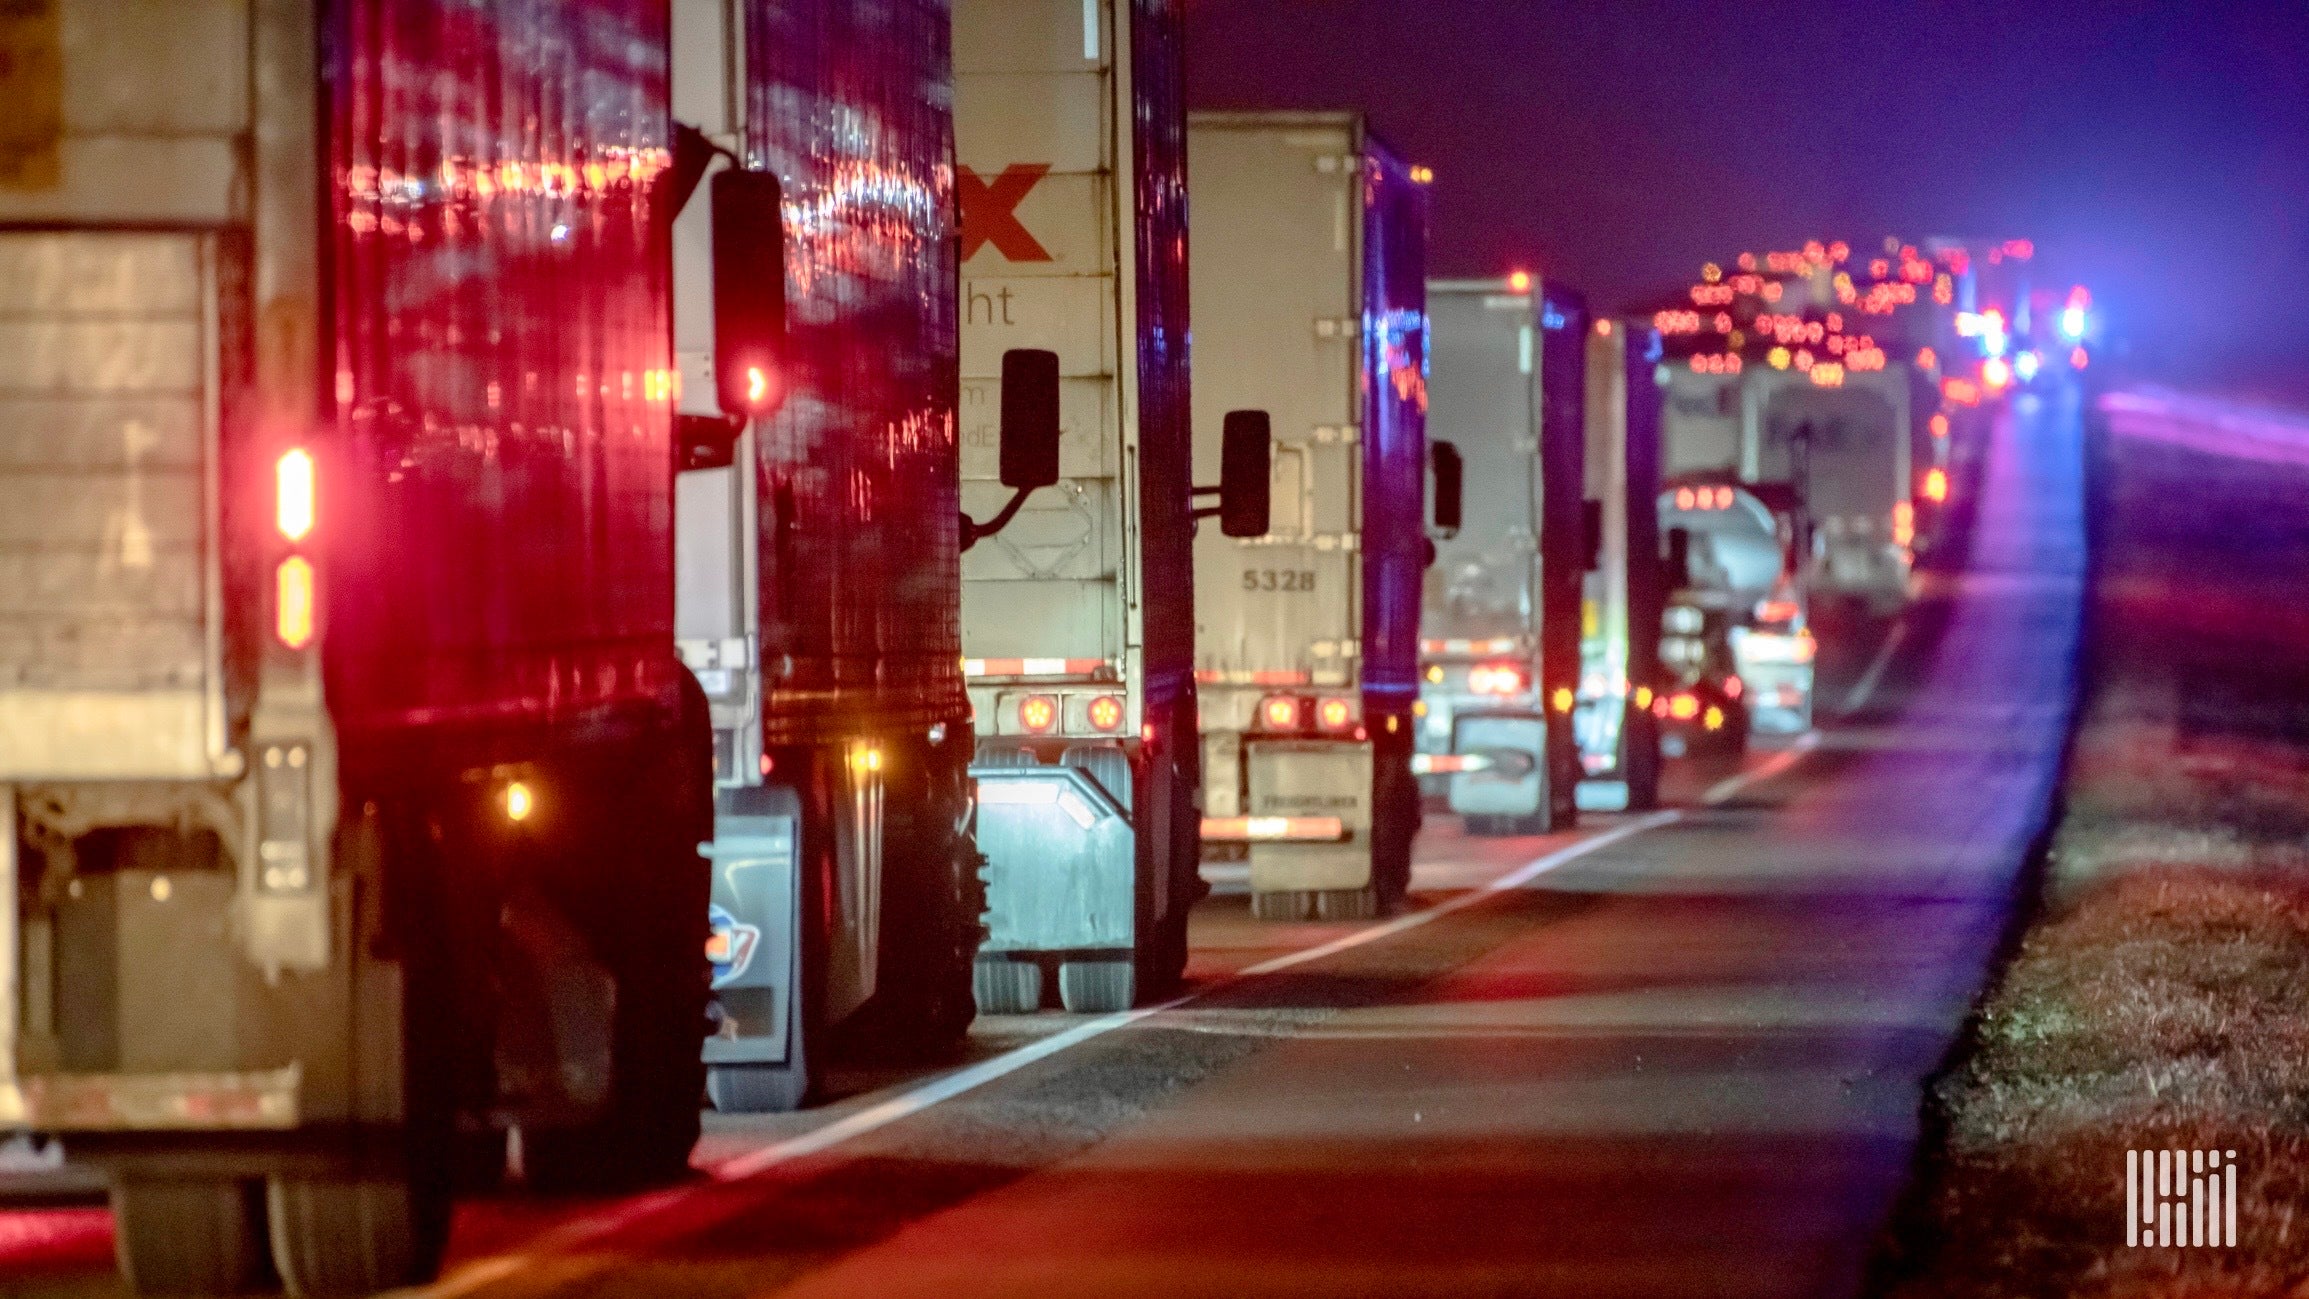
<box><xmin>1577</xmin><ymin>319</ymin><xmax>1666</xmax><ymax>811</ymax></box>
<box><xmin>1418</xmin><ymin>277</ymin><xmax>1587</xmax><ymax>835</ymax></box>
<box><xmin>1188</xmin><ymin>112</ymin><xmax>1433</xmax><ymax>920</ymax></box>
<box><xmin>952</xmin><ymin>0</ymin><xmax>1215</xmax><ymax>1014</ymax></box>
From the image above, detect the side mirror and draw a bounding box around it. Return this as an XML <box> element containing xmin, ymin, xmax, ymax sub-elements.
<box><xmin>1665</xmin><ymin>526</ymin><xmax>1693</xmax><ymax>590</ymax></box>
<box><xmin>712</xmin><ymin>168</ymin><xmax>788</xmax><ymax>419</ymax></box>
<box><xmin>1582</xmin><ymin>499</ymin><xmax>1604</xmax><ymax>571</ymax></box>
<box><xmin>961</xmin><ymin>349</ymin><xmax>1062</xmax><ymax>552</ymax></box>
<box><xmin>1431</xmin><ymin>441</ymin><xmax>1463</xmax><ymax>536</ymax></box>
<box><xmin>1000</xmin><ymin>349</ymin><xmax>1062</xmax><ymax>490</ymax></box>
<box><xmin>1219</xmin><ymin>410</ymin><xmax>1272</xmax><ymax>537</ymax></box>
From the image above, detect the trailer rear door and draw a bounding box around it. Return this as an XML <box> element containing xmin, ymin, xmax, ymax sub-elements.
<box><xmin>0</xmin><ymin>232</ymin><xmax>230</xmax><ymax>779</ymax></box>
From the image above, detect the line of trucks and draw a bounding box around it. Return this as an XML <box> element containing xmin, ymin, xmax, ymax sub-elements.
<box><xmin>0</xmin><ymin>1</ymin><xmax>1876</xmax><ymax>1293</ymax></box>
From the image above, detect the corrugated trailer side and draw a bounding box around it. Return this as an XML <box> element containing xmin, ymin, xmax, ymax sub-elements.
<box><xmin>678</xmin><ymin>0</ymin><xmax>983</xmax><ymax>1116</ymax></box>
<box><xmin>1355</xmin><ymin>134</ymin><xmax>1429</xmax><ymax>722</ymax></box>
<box><xmin>743</xmin><ymin>0</ymin><xmax>966</xmax><ymax>742</ymax></box>
<box><xmin>1536</xmin><ymin>285</ymin><xmax>1591</xmax><ymax>813</ymax></box>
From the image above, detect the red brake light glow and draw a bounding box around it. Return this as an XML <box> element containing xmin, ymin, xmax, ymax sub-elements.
<box><xmin>1317</xmin><ymin>698</ymin><xmax>1353</xmax><ymax>730</ymax></box>
<box><xmin>1261</xmin><ymin>695</ymin><xmax>1303</xmax><ymax>731</ymax></box>
<box><xmin>1668</xmin><ymin>692</ymin><xmax>1701</xmax><ymax>721</ymax></box>
<box><xmin>276</xmin><ymin>448</ymin><xmax>315</xmax><ymax>542</ymax></box>
<box><xmin>1017</xmin><ymin>695</ymin><xmax>1057</xmax><ymax>734</ymax></box>
<box><xmin>1468</xmin><ymin>662</ymin><xmax>1528</xmax><ymax>696</ymax></box>
<box><xmin>1922</xmin><ymin>467</ymin><xmax>1949</xmax><ymax>503</ymax></box>
<box><xmin>1087</xmin><ymin>695</ymin><xmax>1124</xmax><ymax>733</ymax></box>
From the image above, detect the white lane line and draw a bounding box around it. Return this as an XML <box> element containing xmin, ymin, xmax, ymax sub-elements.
<box><xmin>1701</xmin><ymin>731</ymin><xmax>1821</xmax><ymax>806</ymax></box>
<box><xmin>418</xmin><ymin>733</ymin><xmax>1822</xmax><ymax>1295</ymax></box>
<box><xmin>1842</xmin><ymin>621</ymin><xmax>1908</xmax><ymax>714</ymax></box>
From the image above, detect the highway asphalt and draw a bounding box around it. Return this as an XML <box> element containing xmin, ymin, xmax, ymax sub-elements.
<box><xmin>0</xmin><ymin>385</ymin><xmax>2086</xmax><ymax>1297</ymax></box>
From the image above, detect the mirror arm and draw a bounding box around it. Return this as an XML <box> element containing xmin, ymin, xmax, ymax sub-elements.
<box><xmin>1189</xmin><ymin>481</ymin><xmax>1223</xmax><ymax>523</ymax></box>
<box><xmin>960</xmin><ymin>485</ymin><xmax>1038</xmax><ymax>553</ymax></box>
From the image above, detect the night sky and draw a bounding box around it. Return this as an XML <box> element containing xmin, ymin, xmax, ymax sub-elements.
<box><xmin>1186</xmin><ymin>1</ymin><xmax>2309</xmax><ymax>396</ymax></box>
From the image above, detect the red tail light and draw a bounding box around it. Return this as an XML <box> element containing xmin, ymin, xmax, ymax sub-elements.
<box><xmin>1724</xmin><ymin>675</ymin><xmax>1744</xmax><ymax>700</ymax></box>
<box><xmin>1922</xmin><ymin>467</ymin><xmax>1949</xmax><ymax>504</ymax></box>
<box><xmin>1087</xmin><ymin>695</ymin><xmax>1124</xmax><ymax>733</ymax></box>
<box><xmin>1317</xmin><ymin>697</ymin><xmax>1354</xmax><ymax>730</ymax></box>
<box><xmin>1667</xmin><ymin>692</ymin><xmax>1701</xmax><ymax>721</ymax></box>
<box><xmin>1468</xmin><ymin>661</ymin><xmax>1528</xmax><ymax>696</ymax></box>
<box><xmin>1260</xmin><ymin>695</ymin><xmax>1303</xmax><ymax>731</ymax></box>
<box><xmin>1018</xmin><ymin>695</ymin><xmax>1057</xmax><ymax>734</ymax></box>
<box><xmin>276</xmin><ymin>449</ymin><xmax>315</xmax><ymax>542</ymax></box>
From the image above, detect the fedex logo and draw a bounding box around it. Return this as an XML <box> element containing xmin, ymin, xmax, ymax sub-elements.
<box><xmin>959</xmin><ymin>164</ymin><xmax>1053</xmax><ymax>262</ymax></box>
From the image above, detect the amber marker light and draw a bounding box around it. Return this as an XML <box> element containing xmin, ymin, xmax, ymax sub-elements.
<box><xmin>276</xmin><ymin>556</ymin><xmax>315</xmax><ymax>648</ymax></box>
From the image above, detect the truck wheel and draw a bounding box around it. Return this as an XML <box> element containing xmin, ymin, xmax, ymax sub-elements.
<box><xmin>972</xmin><ymin>958</ymin><xmax>1042</xmax><ymax>1014</ymax></box>
<box><xmin>267</xmin><ymin>1174</ymin><xmax>448</xmax><ymax>1296</ymax></box>
<box><xmin>707</xmin><ymin>1058</ymin><xmax>812</xmax><ymax>1113</ymax></box>
<box><xmin>1313</xmin><ymin>887</ymin><xmax>1377</xmax><ymax>921</ymax></box>
<box><xmin>1057</xmin><ymin>959</ymin><xmax>1134</xmax><ymax>1013</ymax></box>
<box><xmin>113</xmin><ymin>1178</ymin><xmax>271</xmax><ymax>1296</ymax></box>
<box><xmin>840</xmin><ymin>741</ymin><xmax>980</xmax><ymax>1060</ymax></box>
<box><xmin>528</xmin><ymin>696</ymin><xmax>712</xmax><ymax>1186</ymax></box>
<box><xmin>1369</xmin><ymin>751</ymin><xmax>1419</xmax><ymax>911</ymax></box>
<box><xmin>1143</xmin><ymin>904</ymin><xmax>1191</xmax><ymax>994</ymax></box>
<box><xmin>1250</xmin><ymin>890</ymin><xmax>1310</xmax><ymax>922</ymax></box>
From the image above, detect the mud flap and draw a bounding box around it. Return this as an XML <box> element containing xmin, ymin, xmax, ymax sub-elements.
<box><xmin>1245</xmin><ymin>740</ymin><xmax>1372</xmax><ymax>894</ymax></box>
<box><xmin>701</xmin><ymin>800</ymin><xmax>799</xmax><ymax>1068</ymax></box>
<box><xmin>972</xmin><ymin>766</ymin><xmax>1134</xmax><ymax>974</ymax></box>
<box><xmin>1447</xmin><ymin>713</ymin><xmax>1547</xmax><ymax>819</ymax></box>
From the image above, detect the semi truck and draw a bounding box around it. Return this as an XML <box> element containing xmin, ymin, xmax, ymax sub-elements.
<box><xmin>674</xmin><ymin>0</ymin><xmax>1020</xmax><ymax>1113</ymax></box>
<box><xmin>1576</xmin><ymin>318</ymin><xmax>1666</xmax><ymax>811</ymax></box>
<box><xmin>1416</xmin><ymin>277</ymin><xmax>1587</xmax><ymax>835</ymax></box>
<box><xmin>953</xmin><ymin>0</ymin><xmax>1261</xmax><ymax>1014</ymax></box>
<box><xmin>1655</xmin><ymin>475</ymin><xmax>1816</xmax><ymax>750</ymax></box>
<box><xmin>3</xmin><ymin>0</ymin><xmax>719</xmax><ymax>1290</ymax></box>
<box><xmin>1188</xmin><ymin>112</ymin><xmax>1435</xmax><ymax>920</ymax></box>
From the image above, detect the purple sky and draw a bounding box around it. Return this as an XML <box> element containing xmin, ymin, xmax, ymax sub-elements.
<box><xmin>1186</xmin><ymin>1</ymin><xmax>2309</xmax><ymax>393</ymax></box>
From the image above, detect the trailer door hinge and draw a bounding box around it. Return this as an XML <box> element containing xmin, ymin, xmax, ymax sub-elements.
<box><xmin>1311</xmin><ymin>424</ymin><xmax>1359</xmax><ymax>445</ymax></box>
<box><xmin>1313</xmin><ymin>318</ymin><xmax>1360</xmax><ymax>339</ymax></box>
<box><xmin>1312</xmin><ymin>154</ymin><xmax>1361</xmax><ymax>174</ymax></box>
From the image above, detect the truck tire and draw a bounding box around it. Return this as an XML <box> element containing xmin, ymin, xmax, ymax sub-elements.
<box><xmin>1056</xmin><ymin>958</ymin><xmax>1134</xmax><ymax>1013</ymax></box>
<box><xmin>112</xmin><ymin>1178</ymin><xmax>270</xmax><ymax>1296</ymax></box>
<box><xmin>1369</xmin><ymin>746</ymin><xmax>1419</xmax><ymax>911</ymax></box>
<box><xmin>528</xmin><ymin>688</ymin><xmax>712</xmax><ymax>1187</ymax></box>
<box><xmin>839</xmin><ymin>739</ymin><xmax>980</xmax><ymax>1061</ymax></box>
<box><xmin>267</xmin><ymin>1175</ymin><xmax>447</xmax><ymax>1297</ymax></box>
<box><xmin>972</xmin><ymin>957</ymin><xmax>1042</xmax><ymax>1014</ymax></box>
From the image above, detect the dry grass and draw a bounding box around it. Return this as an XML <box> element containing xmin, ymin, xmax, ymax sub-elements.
<box><xmin>1879</xmin><ymin>417</ymin><xmax>2309</xmax><ymax>1297</ymax></box>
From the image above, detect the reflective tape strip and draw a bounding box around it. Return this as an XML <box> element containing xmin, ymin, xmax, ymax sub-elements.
<box><xmin>1418</xmin><ymin>637</ymin><xmax>1522</xmax><ymax>655</ymax></box>
<box><xmin>1200</xmin><ymin>815</ymin><xmax>1347</xmax><ymax>842</ymax></box>
<box><xmin>965</xmin><ymin>658</ymin><xmax>1110</xmax><ymax>678</ymax></box>
<box><xmin>1408</xmin><ymin>753</ymin><xmax>1493</xmax><ymax>775</ymax></box>
<box><xmin>1193</xmin><ymin>669</ymin><xmax>1314</xmax><ymax>686</ymax></box>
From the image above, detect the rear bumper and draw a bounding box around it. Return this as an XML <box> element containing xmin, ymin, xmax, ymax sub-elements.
<box><xmin>2</xmin><ymin>1067</ymin><xmax>300</xmax><ymax>1133</ymax></box>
